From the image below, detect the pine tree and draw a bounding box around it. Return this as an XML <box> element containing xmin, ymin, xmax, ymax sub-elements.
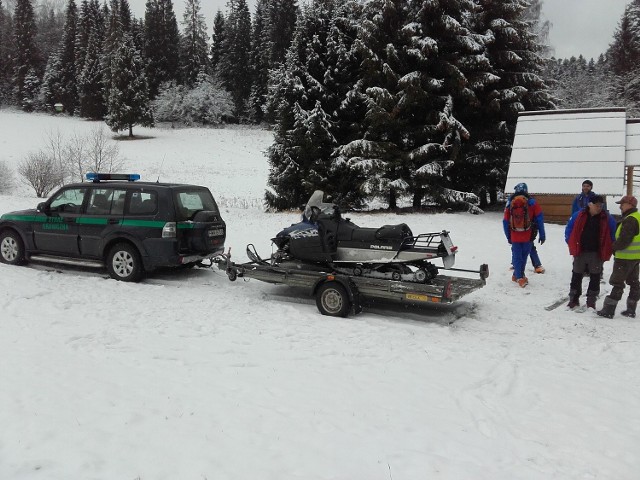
<box><xmin>35</xmin><ymin>2</ymin><xmax>64</xmax><ymax>68</ymax></box>
<box><xmin>105</xmin><ymin>32</ymin><xmax>154</xmax><ymax>136</ymax></box>
<box><xmin>13</xmin><ymin>0</ymin><xmax>42</xmax><ymax>107</ymax></box>
<box><xmin>544</xmin><ymin>55</ymin><xmax>611</xmax><ymax>110</ymax></box>
<box><xmin>248</xmin><ymin>0</ymin><xmax>269</xmax><ymax>122</ymax></box>
<box><xmin>218</xmin><ymin>0</ymin><xmax>253</xmax><ymax>118</ymax></box>
<box><xmin>450</xmin><ymin>0</ymin><xmax>555</xmax><ymax>206</ymax></box>
<box><xmin>102</xmin><ymin>0</ymin><xmax>124</xmax><ymax>97</ymax></box>
<box><xmin>119</xmin><ymin>0</ymin><xmax>132</xmax><ymax>32</ymax></box>
<box><xmin>269</xmin><ymin>0</ymin><xmax>298</xmax><ymax>63</ymax></box>
<box><xmin>145</xmin><ymin>0</ymin><xmax>180</xmax><ymax>98</ymax></box>
<box><xmin>210</xmin><ymin>9</ymin><xmax>225</xmax><ymax>73</ymax></box>
<box><xmin>78</xmin><ymin>26</ymin><xmax>106</xmax><ymax>118</ymax></box>
<box><xmin>249</xmin><ymin>0</ymin><xmax>298</xmax><ymax>122</ymax></box>
<box><xmin>608</xmin><ymin>2</ymin><xmax>640</xmax><ymax>76</ymax></box>
<box><xmin>40</xmin><ymin>51</ymin><xmax>63</xmax><ymax>108</ymax></box>
<box><xmin>58</xmin><ymin>0</ymin><xmax>79</xmax><ymax>113</ymax></box>
<box><xmin>266</xmin><ymin>0</ymin><xmax>362</xmax><ymax>209</ymax></box>
<box><xmin>40</xmin><ymin>0</ymin><xmax>78</xmax><ymax>112</ymax></box>
<box><xmin>608</xmin><ymin>0</ymin><xmax>640</xmax><ymax>115</ymax></box>
<box><xmin>333</xmin><ymin>0</ymin><xmax>472</xmax><ymax>208</ymax></box>
<box><xmin>0</xmin><ymin>0</ymin><xmax>15</xmax><ymax>103</ymax></box>
<box><xmin>75</xmin><ymin>0</ymin><xmax>91</xmax><ymax>84</ymax></box>
<box><xmin>22</xmin><ymin>65</ymin><xmax>40</xmax><ymax>110</ymax></box>
<box><xmin>180</xmin><ymin>0</ymin><xmax>209</xmax><ymax>86</ymax></box>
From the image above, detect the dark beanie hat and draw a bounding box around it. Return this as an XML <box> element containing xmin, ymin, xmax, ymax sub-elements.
<box><xmin>583</xmin><ymin>179</ymin><xmax>593</xmax><ymax>187</ymax></box>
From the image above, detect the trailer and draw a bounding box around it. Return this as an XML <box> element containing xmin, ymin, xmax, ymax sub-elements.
<box><xmin>217</xmin><ymin>248</ymin><xmax>489</xmax><ymax>317</ymax></box>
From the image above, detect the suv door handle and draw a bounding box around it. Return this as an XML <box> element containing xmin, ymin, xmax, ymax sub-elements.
<box><xmin>108</xmin><ymin>218</ymin><xmax>120</xmax><ymax>224</ymax></box>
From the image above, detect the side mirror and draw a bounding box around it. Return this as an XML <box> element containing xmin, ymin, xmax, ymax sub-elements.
<box><xmin>37</xmin><ymin>202</ymin><xmax>49</xmax><ymax>214</ymax></box>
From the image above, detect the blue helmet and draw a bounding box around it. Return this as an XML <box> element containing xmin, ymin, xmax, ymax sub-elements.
<box><xmin>514</xmin><ymin>182</ymin><xmax>528</xmax><ymax>194</ymax></box>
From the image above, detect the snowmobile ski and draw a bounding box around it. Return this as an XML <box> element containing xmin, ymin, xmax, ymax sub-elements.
<box><xmin>545</xmin><ymin>296</ymin><xmax>570</xmax><ymax>311</ymax></box>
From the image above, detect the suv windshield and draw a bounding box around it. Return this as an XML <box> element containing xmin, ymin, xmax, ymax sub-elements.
<box><xmin>174</xmin><ymin>188</ymin><xmax>219</xmax><ymax>221</ymax></box>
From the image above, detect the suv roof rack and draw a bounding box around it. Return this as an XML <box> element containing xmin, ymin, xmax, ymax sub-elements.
<box><xmin>86</xmin><ymin>173</ymin><xmax>140</xmax><ymax>183</ymax></box>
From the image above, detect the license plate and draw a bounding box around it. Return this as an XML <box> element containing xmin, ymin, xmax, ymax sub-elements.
<box><xmin>208</xmin><ymin>228</ymin><xmax>224</xmax><ymax>237</ymax></box>
<box><xmin>406</xmin><ymin>293</ymin><xmax>429</xmax><ymax>302</ymax></box>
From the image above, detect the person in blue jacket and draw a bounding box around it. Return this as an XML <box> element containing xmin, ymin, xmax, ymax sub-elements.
<box><xmin>572</xmin><ymin>180</ymin><xmax>605</xmax><ymax>214</ymax></box>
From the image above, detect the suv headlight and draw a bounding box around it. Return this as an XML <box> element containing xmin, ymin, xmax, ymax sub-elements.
<box><xmin>162</xmin><ymin>222</ymin><xmax>177</xmax><ymax>238</ymax></box>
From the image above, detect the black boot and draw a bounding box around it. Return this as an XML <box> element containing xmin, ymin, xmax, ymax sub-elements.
<box><xmin>621</xmin><ymin>299</ymin><xmax>637</xmax><ymax>318</ymax></box>
<box><xmin>597</xmin><ymin>297</ymin><xmax>618</xmax><ymax>319</ymax></box>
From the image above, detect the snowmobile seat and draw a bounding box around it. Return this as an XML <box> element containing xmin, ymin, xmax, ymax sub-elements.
<box><xmin>351</xmin><ymin>227</ymin><xmax>380</xmax><ymax>243</ymax></box>
<box><xmin>375</xmin><ymin>223</ymin><xmax>412</xmax><ymax>241</ymax></box>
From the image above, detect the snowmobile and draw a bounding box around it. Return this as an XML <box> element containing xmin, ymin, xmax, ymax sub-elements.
<box><xmin>217</xmin><ymin>190</ymin><xmax>488</xmax><ymax>316</ymax></box>
<box><xmin>264</xmin><ymin>190</ymin><xmax>458</xmax><ymax>284</ymax></box>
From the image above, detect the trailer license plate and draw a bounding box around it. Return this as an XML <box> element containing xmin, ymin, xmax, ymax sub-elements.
<box><xmin>208</xmin><ymin>228</ymin><xmax>224</xmax><ymax>237</ymax></box>
<box><xmin>406</xmin><ymin>293</ymin><xmax>429</xmax><ymax>302</ymax></box>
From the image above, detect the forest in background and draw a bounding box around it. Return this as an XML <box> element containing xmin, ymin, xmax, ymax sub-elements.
<box><xmin>0</xmin><ymin>0</ymin><xmax>638</xmax><ymax>210</ymax></box>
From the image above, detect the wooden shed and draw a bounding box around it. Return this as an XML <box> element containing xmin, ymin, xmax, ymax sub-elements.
<box><xmin>505</xmin><ymin>108</ymin><xmax>640</xmax><ymax>223</ymax></box>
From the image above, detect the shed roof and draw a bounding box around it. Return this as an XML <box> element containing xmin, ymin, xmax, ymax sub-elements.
<box><xmin>505</xmin><ymin>108</ymin><xmax>627</xmax><ymax>195</ymax></box>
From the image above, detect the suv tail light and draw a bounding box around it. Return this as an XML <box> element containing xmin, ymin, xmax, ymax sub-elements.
<box><xmin>162</xmin><ymin>222</ymin><xmax>177</xmax><ymax>238</ymax></box>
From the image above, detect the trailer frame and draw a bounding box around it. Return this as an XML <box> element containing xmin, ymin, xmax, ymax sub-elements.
<box><xmin>217</xmin><ymin>251</ymin><xmax>489</xmax><ymax>317</ymax></box>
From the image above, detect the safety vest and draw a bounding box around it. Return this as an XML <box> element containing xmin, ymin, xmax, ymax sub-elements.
<box><xmin>615</xmin><ymin>211</ymin><xmax>640</xmax><ymax>259</ymax></box>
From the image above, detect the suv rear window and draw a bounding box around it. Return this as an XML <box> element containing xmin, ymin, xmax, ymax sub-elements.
<box><xmin>174</xmin><ymin>189</ymin><xmax>219</xmax><ymax>221</ymax></box>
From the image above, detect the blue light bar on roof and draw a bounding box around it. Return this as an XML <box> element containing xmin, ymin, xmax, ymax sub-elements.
<box><xmin>86</xmin><ymin>173</ymin><xmax>140</xmax><ymax>182</ymax></box>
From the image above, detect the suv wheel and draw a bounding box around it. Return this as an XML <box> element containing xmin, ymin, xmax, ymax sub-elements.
<box><xmin>107</xmin><ymin>243</ymin><xmax>143</xmax><ymax>282</ymax></box>
<box><xmin>0</xmin><ymin>230</ymin><xmax>26</xmax><ymax>265</ymax></box>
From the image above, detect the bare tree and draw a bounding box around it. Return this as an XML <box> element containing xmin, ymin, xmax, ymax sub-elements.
<box><xmin>0</xmin><ymin>160</ymin><xmax>14</xmax><ymax>192</ymax></box>
<box><xmin>63</xmin><ymin>131</ymin><xmax>86</xmax><ymax>182</ymax></box>
<box><xmin>84</xmin><ymin>125</ymin><xmax>122</xmax><ymax>174</ymax></box>
<box><xmin>18</xmin><ymin>151</ymin><xmax>64</xmax><ymax>197</ymax></box>
<box><xmin>47</xmin><ymin>126</ymin><xmax>124</xmax><ymax>182</ymax></box>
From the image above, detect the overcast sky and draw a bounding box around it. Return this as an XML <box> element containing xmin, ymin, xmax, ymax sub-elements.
<box><xmin>127</xmin><ymin>0</ymin><xmax>629</xmax><ymax>60</ymax></box>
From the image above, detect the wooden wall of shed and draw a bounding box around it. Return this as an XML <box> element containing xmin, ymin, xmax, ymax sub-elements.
<box><xmin>531</xmin><ymin>194</ymin><xmax>578</xmax><ymax>224</ymax></box>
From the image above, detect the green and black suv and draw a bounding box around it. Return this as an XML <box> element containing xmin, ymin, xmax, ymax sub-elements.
<box><xmin>0</xmin><ymin>173</ymin><xmax>226</xmax><ymax>281</ymax></box>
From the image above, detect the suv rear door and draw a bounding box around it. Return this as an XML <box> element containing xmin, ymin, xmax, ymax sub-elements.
<box><xmin>173</xmin><ymin>187</ymin><xmax>226</xmax><ymax>254</ymax></box>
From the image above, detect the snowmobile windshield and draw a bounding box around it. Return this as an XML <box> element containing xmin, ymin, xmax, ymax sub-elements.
<box><xmin>303</xmin><ymin>190</ymin><xmax>335</xmax><ymax>221</ymax></box>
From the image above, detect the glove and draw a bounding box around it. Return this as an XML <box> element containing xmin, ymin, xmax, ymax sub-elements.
<box><xmin>539</xmin><ymin>237</ymin><xmax>545</xmax><ymax>245</ymax></box>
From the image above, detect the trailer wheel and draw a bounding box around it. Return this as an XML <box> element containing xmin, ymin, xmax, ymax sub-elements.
<box><xmin>316</xmin><ymin>282</ymin><xmax>351</xmax><ymax>317</ymax></box>
<box><xmin>227</xmin><ymin>268</ymin><xmax>238</xmax><ymax>281</ymax></box>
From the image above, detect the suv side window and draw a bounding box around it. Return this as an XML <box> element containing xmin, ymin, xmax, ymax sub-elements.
<box><xmin>128</xmin><ymin>190</ymin><xmax>158</xmax><ymax>215</ymax></box>
<box><xmin>50</xmin><ymin>188</ymin><xmax>87</xmax><ymax>213</ymax></box>
<box><xmin>87</xmin><ymin>188</ymin><xmax>127</xmax><ymax>215</ymax></box>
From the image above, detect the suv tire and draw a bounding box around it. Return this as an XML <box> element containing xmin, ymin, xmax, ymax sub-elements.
<box><xmin>0</xmin><ymin>230</ymin><xmax>26</xmax><ymax>266</ymax></box>
<box><xmin>107</xmin><ymin>242</ymin><xmax>143</xmax><ymax>282</ymax></box>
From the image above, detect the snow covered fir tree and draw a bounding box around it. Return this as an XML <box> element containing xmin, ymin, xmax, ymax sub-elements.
<box><xmin>0</xmin><ymin>0</ymin><xmax>639</xmax><ymax>209</ymax></box>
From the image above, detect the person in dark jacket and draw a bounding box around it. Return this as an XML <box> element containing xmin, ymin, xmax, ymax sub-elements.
<box><xmin>572</xmin><ymin>180</ymin><xmax>605</xmax><ymax>214</ymax></box>
<box><xmin>565</xmin><ymin>195</ymin><xmax>616</xmax><ymax>311</ymax></box>
<box><xmin>598</xmin><ymin>195</ymin><xmax>640</xmax><ymax>318</ymax></box>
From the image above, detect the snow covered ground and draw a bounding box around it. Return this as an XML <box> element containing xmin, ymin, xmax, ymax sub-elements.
<box><xmin>0</xmin><ymin>110</ymin><xmax>639</xmax><ymax>479</ymax></box>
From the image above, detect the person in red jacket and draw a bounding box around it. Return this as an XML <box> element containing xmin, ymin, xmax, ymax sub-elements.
<box><xmin>503</xmin><ymin>183</ymin><xmax>546</xmax><ymax>288</ymax></box>
<box><xmin>564</xmin><ymin>195</ymin><xmax>616</xmax><ymax>311</ymax></box>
